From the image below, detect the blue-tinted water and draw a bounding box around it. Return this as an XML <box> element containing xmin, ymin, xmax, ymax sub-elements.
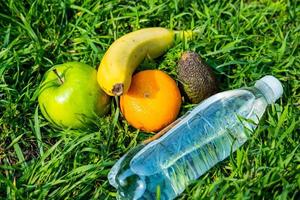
<box><xmin>109</xmin><ymin>89</ymin><xmax>268</xmax><ymax>199</ymax></box>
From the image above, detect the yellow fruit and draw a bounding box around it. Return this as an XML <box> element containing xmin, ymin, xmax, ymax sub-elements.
<box><xmin>97</xmin><ymin>27</ymin><xmax>192</xmax><ymax>96</ymax></box>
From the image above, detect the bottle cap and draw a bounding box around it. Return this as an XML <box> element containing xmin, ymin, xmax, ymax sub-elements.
<box><xmin>254</xmin><ymin>75</ymin><xmax>283</xmax><ymax>104</ymax></box>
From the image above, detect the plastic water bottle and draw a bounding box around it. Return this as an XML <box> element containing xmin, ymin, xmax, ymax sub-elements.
<box><xmin>108</xmin><ymin>75</ymin><xmax>283</xmax><ymax>200</ymax></box>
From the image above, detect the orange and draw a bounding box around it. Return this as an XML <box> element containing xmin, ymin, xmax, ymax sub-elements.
<box><xmin>120</xmin><ymin>70</ymin><xmax>181</xmax><ymax>132</ymax></box>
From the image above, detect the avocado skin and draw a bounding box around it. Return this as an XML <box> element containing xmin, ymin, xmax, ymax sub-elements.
<box><xmin>177</xmin><ymin>51</ymin><xmax>218</xmax><ymax>104</ymax></box>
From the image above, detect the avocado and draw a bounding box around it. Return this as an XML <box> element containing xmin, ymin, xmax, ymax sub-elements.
<box><xmin>177</xmin><ymin>51</ymin><xmax>218</xmax><ymax>104</ymax></box>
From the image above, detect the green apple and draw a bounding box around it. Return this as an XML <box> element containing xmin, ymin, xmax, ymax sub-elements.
<box><xmin>38</xmin><ymin>62</ymin><xmax>110</xmax><ymax>128</ymax></box>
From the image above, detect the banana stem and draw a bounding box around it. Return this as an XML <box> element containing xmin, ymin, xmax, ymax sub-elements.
<box><xmin>174</xmin><ymin>29</ymin><xmax>202</xmax><ymax>41</ymax></box>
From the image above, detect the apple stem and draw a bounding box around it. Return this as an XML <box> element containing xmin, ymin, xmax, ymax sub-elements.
<box><xmin>53</xmin><ymin>69</ymin><xmax>64</xmax><ymax>84</ymax></box>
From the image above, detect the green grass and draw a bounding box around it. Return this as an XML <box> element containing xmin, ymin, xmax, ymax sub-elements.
<box><xmin>0</xmin><ymin>0</ymin><xmax>299</xmax><ymax>199</ymax></box>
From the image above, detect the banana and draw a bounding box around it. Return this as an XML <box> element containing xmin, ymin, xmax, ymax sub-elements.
<box><xmin>97</xmin><ymin>27</ymin><xmax>192</xmax><ymax>96</ymax></box>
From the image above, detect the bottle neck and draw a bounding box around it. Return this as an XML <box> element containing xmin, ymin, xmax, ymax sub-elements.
<box><xmin>243</xmin><ymin>87</ymin><xmax>267</xmax><ymax>102</ymax></box>
<box><xmin>254</xmin><ymin>78</ymin><xmax>281</xmax><ymax>104</ymax></box>
<box><xmin>242</xmin><ymin>87</ymin><xmax>268</xmax><ymax>125</ymax></box>
<box><xmin>250</xmin><ymin>85</ymin><xmax>273</xmax><ymax>105</ymax></box>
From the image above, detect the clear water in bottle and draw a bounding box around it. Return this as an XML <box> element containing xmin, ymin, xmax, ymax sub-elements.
<box><xmin>108</xmin><ymin>76</ymin><xmax>283</xmax><ymax>200</ymax></box>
